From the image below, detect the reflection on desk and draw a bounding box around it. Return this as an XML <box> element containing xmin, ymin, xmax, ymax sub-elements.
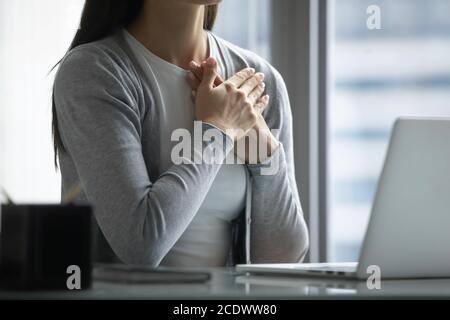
<box><xmin>235</xmin><ymin>274</ymin><xmax>450</xmax><ymax>298</ymax></box>
<box><xmin>1</xmin><ymin>268</ymin><xmax>450</xmax><ymax>299</ymax></box>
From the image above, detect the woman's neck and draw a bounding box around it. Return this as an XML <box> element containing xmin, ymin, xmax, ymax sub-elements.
<box><xmin>127</xmin><ymin>1</ymin><xmax>208</xmax><ymax>70</ymax></box>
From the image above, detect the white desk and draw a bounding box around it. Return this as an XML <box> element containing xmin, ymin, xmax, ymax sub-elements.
<box><xmin>1</xmin><ymin>268</ymin><xmax>450</xmax><ymax>299</ymax></box>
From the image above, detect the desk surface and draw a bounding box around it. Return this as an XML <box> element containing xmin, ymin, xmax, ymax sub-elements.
<box><xmin>1</xmin><ymin>268</ymin><xmax>450</xmax><ymax>299</ymax></box>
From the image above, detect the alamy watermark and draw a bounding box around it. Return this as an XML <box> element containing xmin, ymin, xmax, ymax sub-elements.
<box><xmin>366</xmin><ymin>265</ymin><xmax>382</xmax><ymax>290</ymax></box>
<box><xmin>66</xmin><ymin>264</ymin><xmax>81</xmax><ymax>290</ymax></box>
<box><xmin>170</xmin><ymin>121</ymin><xmax>281</xmax><ymax>176</ymax></box>
<box><xmin>367</xmin><ymin>5</ymin><xmax>382</xmax><ymax>30</ymax></box>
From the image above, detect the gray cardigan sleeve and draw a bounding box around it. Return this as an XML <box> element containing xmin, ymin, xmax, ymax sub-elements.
<box><xmin>54</xmin><ymin>46</ymin><xmax>233</xmax><ymax>266</ymax></box>
<box><xmin>246</xmin><ymin>65</ymin><xmax>310</xmax><ymax>263</ymax></box>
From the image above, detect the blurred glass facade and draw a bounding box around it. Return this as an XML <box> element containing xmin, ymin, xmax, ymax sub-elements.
<box><xmin>329</xmin><ymin>0</ymin><xmax>450</xmax><ymax>261</ymax></box>
<box><xmin>0</xmin><ymin>0</ymin><xmax>84</xmax><ymax>203</ymax></box>
<box><xmin>213</xmin><ymin>0</ymin><xmax>271</xmax><ymax>61</ymax></box>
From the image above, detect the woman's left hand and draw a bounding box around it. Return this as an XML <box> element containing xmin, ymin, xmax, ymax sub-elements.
<box><xmin>187</xmin><ymin>60</ymin><xmax>280</xmax><ymax>163</ymax></box>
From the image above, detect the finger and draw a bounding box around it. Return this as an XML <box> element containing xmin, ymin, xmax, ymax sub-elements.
<box><xmin>239</xmin><ymin>72</ymin><xmax>265</xmax><ymax>95</ymax></box>
<box><xmin>225</xmin><ymin>67</ymin><xmax>256</xmax><ymax>88</ymax></box>
<box><xmin>214</xmin><ymin>74</ymin><xmax>224</xmax><ymax>87</ymax></box>
<box><xmin>201</xmin><ymin>61</ymin><xmax>225</xmax><ymax>87</ymax></box>
<box><xmin>186</xmin><ymin>71</ymin><xmax>201</xmax><ymax>91</ymax></box>
<box><xmin>189</xmin><ymin>61</ymin><xmax>203</xmax><ymax>81</ymax></box>
<box><xmin>254</xmin><ymin>95</ymin><xmax>270</xmax><ymax>114</ymax></box>
<box><xmin>247</xmin><ymin>82</ymin><xmax>266</xmax><ymax>104</ymax></box>
<box><xmin>189</xmin><ymin>60</ymin><xmax>225</xmax><ymax>87</ymax></box>
<box><xmin>190</xmin><ymin>90</ymin><xmax>197</xmax><ymax>103</ymax></box>
<box><xmin>199</xmin><ymin>57</ymin><xmax>218</xmax><ymax>90</ymax></box>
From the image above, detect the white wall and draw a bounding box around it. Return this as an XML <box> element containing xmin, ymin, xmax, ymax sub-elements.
<box><xmin>0</xmin><ymin>0</ymin><xmax>84</xmax><ymax>203</ymax></box>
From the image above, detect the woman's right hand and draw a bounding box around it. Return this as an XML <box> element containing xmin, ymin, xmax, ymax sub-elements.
<box><xmin>194</xmin><ymin>57</ymin><xmax>268</xmax><ymax>141</ymax></box>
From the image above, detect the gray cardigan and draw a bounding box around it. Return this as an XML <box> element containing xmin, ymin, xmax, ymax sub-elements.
<box><xmin>54</xmin><ymin>30</ymin><xmax>309</xmax><ymax>266</ymax></box>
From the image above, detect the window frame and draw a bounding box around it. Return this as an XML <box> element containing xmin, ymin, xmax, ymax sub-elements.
<box><xmin>270</xmin><ymin>0</ymin><xmax>330</xmax><ymax>262</ymax></box>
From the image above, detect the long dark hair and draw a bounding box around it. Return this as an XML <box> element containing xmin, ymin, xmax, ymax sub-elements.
<box><xmin>52</xmin><ymin>0</ymin><xmax>218</xmax><ymax>167</ymax></box>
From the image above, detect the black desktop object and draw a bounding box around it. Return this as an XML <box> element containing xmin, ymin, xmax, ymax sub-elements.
<box><xmin>0</xmin><ymin>204</ymin><xmax>92</xmax><ymax>290</ymax></box>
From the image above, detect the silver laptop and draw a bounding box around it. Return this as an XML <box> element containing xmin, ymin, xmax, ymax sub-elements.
<box><xmin>237</xmin><ymin>117</ymin><xmax>450</xmax><ymax>279</ymax></box>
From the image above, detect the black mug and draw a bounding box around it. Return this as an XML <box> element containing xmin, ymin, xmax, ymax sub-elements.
<box><xmin>0</xmin><ymin>204</ymin><xmax>92</xmax><ymax>290</ymax></box>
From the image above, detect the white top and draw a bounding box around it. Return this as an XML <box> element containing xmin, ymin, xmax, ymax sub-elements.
<box><xmin>123</xmin><ymin>30</ymin><xmax>247</xmax><ymax>267</ymax></box>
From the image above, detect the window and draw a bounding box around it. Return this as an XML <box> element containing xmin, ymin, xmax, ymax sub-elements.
<box><xmin>213</xmin><ymin>0</ymin><xmax>272</xmax><ymax>61</ymax></box>
<box><xmin>328</xmin><ymin>0</ymin><xmax>450</xmax><ymax>261</ymax></box>
<box><xmin>0</xmin><ymin>0</ymin><xmax>84</xmax><ymax>203</ymax></box>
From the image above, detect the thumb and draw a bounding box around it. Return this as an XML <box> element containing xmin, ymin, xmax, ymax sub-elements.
<box><xmin>199</xmin><ymin>57</ymin><xmax>218</xmax><ymax>90</ymax></box>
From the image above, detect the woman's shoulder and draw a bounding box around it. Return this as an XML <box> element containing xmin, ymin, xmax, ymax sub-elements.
<box><xmin>54</xmin><ymin>32</ymin><xmax>145</xmax><ymax>112</ymax></box>
<box><xmin>53</xmin><ymin>32</ymin><xmax>143</xmax><ymax>112</ymax></box>
<box><xmin>55</xmin><ymin>32</ymin><xmax>137</xmax><ymax>85</ymax></box>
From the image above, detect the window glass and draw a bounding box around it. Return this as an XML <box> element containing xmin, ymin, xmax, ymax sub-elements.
<box><xmin>329</xmin><ymin>0</ymin><xmax>450</xmax><ymax>261</ymax></box>
<box><xmin>213</xmin><ymin>0</ymin><xmax>271</xmax><ymax>61</ymax></box>
<box><xmin>0</xmin><ymin>0</ymin><xmax>83</xmax><ymax>202</ymax></box>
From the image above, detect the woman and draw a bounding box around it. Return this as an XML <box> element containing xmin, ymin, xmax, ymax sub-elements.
<box><xmin>53</xmin><ymin>0</ymin><xmax>309</xmax><ymax>267</ymax></box>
